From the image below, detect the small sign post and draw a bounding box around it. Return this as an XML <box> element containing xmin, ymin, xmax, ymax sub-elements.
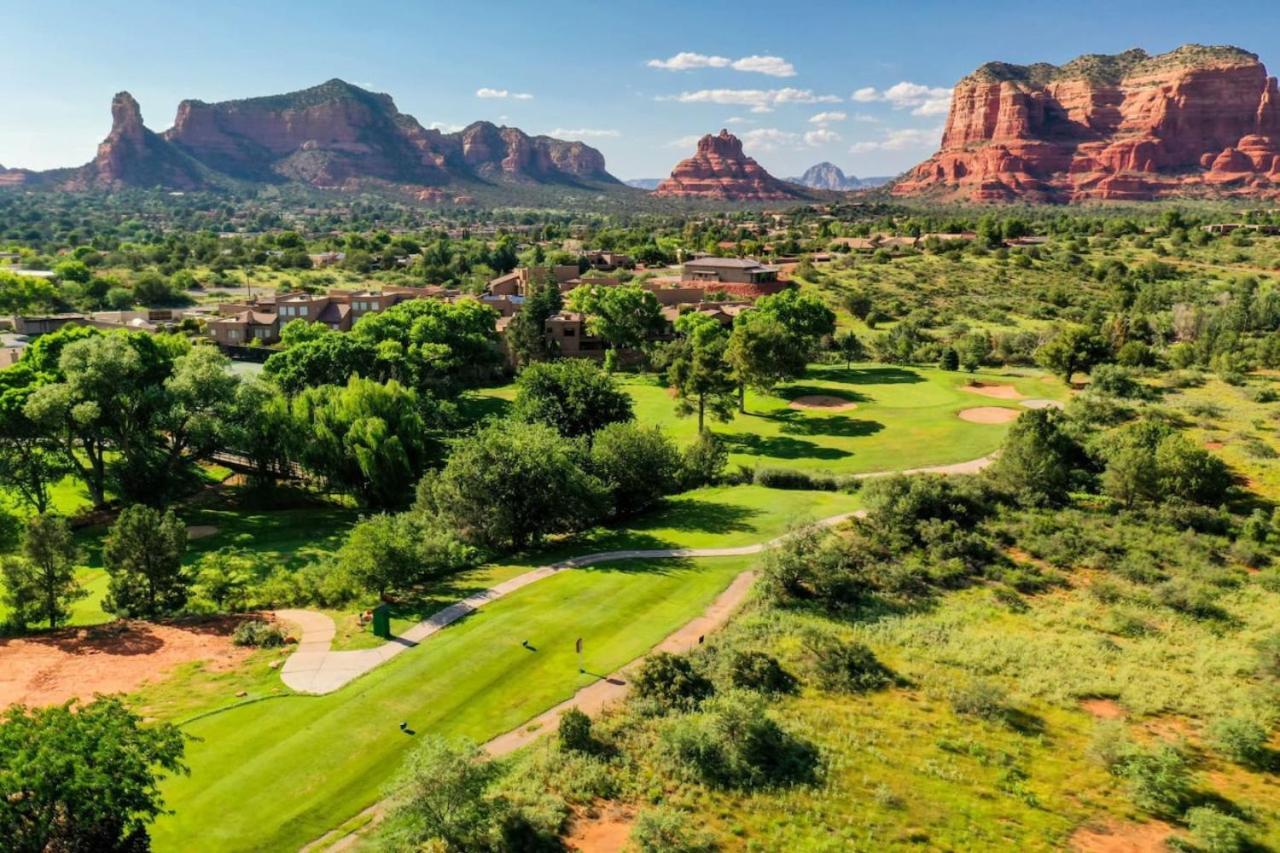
<box><xmin>576</xmin><ymin>637</ymin><xmax>584</xmax><ymax>673</ymax></box>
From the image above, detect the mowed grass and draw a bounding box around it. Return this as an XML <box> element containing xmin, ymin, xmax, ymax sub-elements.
<box><xmin>474</xmin><ymin>363</ymin><xmax>1064</xmax><ymax>474</ymax></box>
<box><xmin>151</xmin><ymin>555</ymin><xmax>757</xmax><ymax>852</ymax></box>
<box><xmin>148</xmin><ymin>485</ymin><xmax>859</xmax><ymax>850</ymax></box>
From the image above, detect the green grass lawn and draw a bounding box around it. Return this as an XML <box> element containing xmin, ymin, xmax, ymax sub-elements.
<box><xmin>145</xmin><ymin>485</ymin><xmax>859</xmax><ymax>850</ymax></box>
<box><xmin>473</xmin><ymin>363</ymin><xmax>1065</xmax><ymax>475</ymax></box>
<box><xmin>150</xmin><ymin>554</ymin><xmax>759</xmax><ymax>852</ymax></box>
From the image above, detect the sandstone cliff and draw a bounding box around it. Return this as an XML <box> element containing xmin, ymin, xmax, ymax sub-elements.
<box><xmin>655</xmin><ymin>130</ymin><xmax>806</xmax><ymax>200</ymax></box>
<box><xmin>2</xmin><ymin>80</ymin><xmax>619</xmax><ymax>196</ymax></box>
<box><xmin>894</xmin><ymin>45</ymin><xmax>1280</xmax><ymax>202</ymax></box>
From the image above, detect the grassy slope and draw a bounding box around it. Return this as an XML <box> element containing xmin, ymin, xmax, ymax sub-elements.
<box><xmin>147</xmin><ymin>486</ymin><xmax>859</xmax><ymax>851</ymax></box>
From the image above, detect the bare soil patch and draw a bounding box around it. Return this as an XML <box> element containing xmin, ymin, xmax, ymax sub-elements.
<box><xmin>0</xmin><ymin>617</ymin><xmax>251</xmax><ymax>708</ymax></box>
<box><xmin>1069</xmin><ymin>819</ymin><xmax>1175</xmax><ymax>853</ymax></box>
<box><xmin>1080</xmin><ymin>698</ymin><xmax>1126</xmax><ymax>720</ymax></box>
<box><xmin>788</xmin><ymin>394</ymin><xmax>857</xmax><ymax>412</ymax></box>
<box><xmin>962</xmin><ymin>382</ymin><xmax>1025</xmax><ymax>400</ymax></box>
<box><xmin>958</xmin><ymin>406</ymin><xmax>1019</xmax><ymax>424</ymax></box>
<box><xmin>564</xmin><ymin>803</ymin><xmax>635</xmax><ymax>852</ymax></box>
<box><xmin>1204</xmin><ymin>441</ymin><xmax>1225</xmax><ymax>450</ymax></box>
<box><xmin>185</xmin><ymin>525</ymin><xmax>220</xmax><ymax>540</ymax></box>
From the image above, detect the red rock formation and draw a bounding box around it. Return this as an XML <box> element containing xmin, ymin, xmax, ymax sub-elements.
<box><xmin>894</xmin><ymin>45</ymin><xmax>1280</xmax><ymax>202</ymax></box>
<box><xmin>654</xmin><ymin>130</ymin><xmax>806</xmax><ymax>200</ymax></box>
<box><xmin>64</xmin><ymin>92</ymin><xmax>207</xmax><ymax>190</ymax></box>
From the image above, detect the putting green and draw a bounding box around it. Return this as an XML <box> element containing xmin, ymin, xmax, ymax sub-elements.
<box><xmin>479</xmin><ymin>363</ymin><xmax>1063</xmax><ymax>475</ymax></box>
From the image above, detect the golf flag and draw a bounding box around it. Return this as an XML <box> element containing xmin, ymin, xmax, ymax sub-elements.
<box><xmin>575</xmin><ymin>638</ymin><xmax>583</xmax><ymax>654</ymax></box>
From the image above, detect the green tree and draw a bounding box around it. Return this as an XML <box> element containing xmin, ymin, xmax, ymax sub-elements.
<box><xmin>383</xmin><ymin>736</ymin><xmax>501</xmax><ymax>851</ymax></box>
<box><xmin>665</xmin><ymin>313</ymin><xmax>736</xmax><ymax>433</ymax></box>
<box><xmin>833</xmin><ymin>330</ymin><xmax>865</xmax><ymax>370</ymax></box>
<box><xmin>0</xmin><ymin>270</ymin><xmax>59</xmax><ymax>314</ymax></box>
<box><xmin>588</xmin><ymin>422</ymin><xmax>682</xmax><ymax>518</ymax></box>
<box><xmin>505</xmin><ymin>276</ymin><xmax>562</xmax><ymax>368</ymax></box>
<box><xmin>278</xmin><ymin>318</ymin><xmax>331</xmax><ymax>349</ymax></box>
<box><xmin>263</xmin><ymin>334</ymin><xmax>379</xmax><ymax>394</ymax></box>
<box><xmin>422</xmin><ymin>421</ymin><xmax>608</xmax><ymax>549</ymax></box>
<box><xmin>337</xmin><ymin>513</ymin><xmax>474</xmax><ymax>597</ymax></box>
<box><xmin>939</xmin><ymin>346</ymin><xmax>960</xmax><ymax>371</ymax></box>
<box><xmin>224</xmin><ymin>378</ymin><xmax>297</xmax><ymax>485</ymax></box>
<box><xmin>725</xmin><ymin>312</ymin><xmax>809</xmax><ymax>413</ymax></box>
<box><xmin>993</xmin><ymin>408</ymin><xmax>1083</xmax><ymax>507</ymax></box>
<box><xmin>512</xmin><ymin>359</ymin><xmax>633</xmax><ymax>438</ymax></box>
<box><xmin>959</xmin><ymin>332</ymin><xmax>990</xmax><ymax>372</ymax></box>
<box><xmin>752</xmin><ymin>288</ymin><xmax>836</xmax><ymax>344</ymax></box>
<box><xmin>1035</xmin><ymin>325</ymin><xmax>1108</xmax><ymax>383</ymax></box>
<box><xmin>102</xmin><ymin>505</ymin><xmax>189</xmax><ymax>618</ymax></box>
<box><xmin>0</xmin><ymin>514</ymin><xmax>83</xmax><ymax>630</ymax></box>
<box><xmin>566</xmin><ymin>283</ymin><xmax>665</xmax><ymax>355</ymax></box>
<box><xmin>0</xmin><ymin>365</ymin><xmax>69</xmax><ymax>514</ymax></box>
<box><xmin>293</xmin><ymin>376</ymin><xmax>433</xmax><ymax>509</ymax></box>
<box><xmin>0</xmin><ymin>697</ymin><xmax>186</xmax><ymax>853</ymax></box>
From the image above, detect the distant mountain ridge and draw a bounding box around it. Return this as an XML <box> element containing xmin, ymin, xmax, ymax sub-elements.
<box><xmin>625</xmin><ymin>178</ymin><xmax>662</xmax><ymax>190</ymax></box>
<box><xmin>786</xmin><ymin>162</ymin><xmax>891</xmax><ymax>191</ymax></box>
<box><xmin>0</xmin><ymin>79</ymin><xmax>622</xmax><ymax>199</ymax></box>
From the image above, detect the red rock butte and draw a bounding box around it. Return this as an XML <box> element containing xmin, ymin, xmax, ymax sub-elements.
<box><xmin>654</xmin><ymin>130</ymin><xmax>806</xmax><ymax>200</ymax></box>
<box><xmin>894</xmin><ymin>44</ymin><xmax>1280</xmax><ymax>202</ymax></box>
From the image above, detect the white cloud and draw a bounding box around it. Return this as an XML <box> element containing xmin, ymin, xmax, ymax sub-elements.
<box><xmin>428</xmin><ymin>121</ymin><xmax>465</xmax><ymax>133</ymax></box>
<box><xmin>724</xmin><ymin>116</ymin><xmax>750</xmax><ymax>124</ymax></box>
<box><xmin>729</xmin><ymin>55</ymin><xmax>796</xmax><ymax>77</ymax></box>
<box><xmin>803</xmin><ymin>128</ymin><xmax>842</xmax><ymax>146</ymax></box>
<box><xmin>853</xmin><ymin>113</ymin><xmax>881</xmax><ymax>123</ymax></box>
<box><xmin>848</xmin><ymin>125</ymin><xmax>943</xmax><ymax>153</ymax></box>
<box><xmin>476</xmin><ymin>87</ymin><xmax>533</xmax><ymax>100</ymax></box>
<box><xmin>548</xmin><ymin>128</ymin><xmax>622</xmax><ymax>139</ymax></box>
<box><xmin>647</xmin><ymin>52</ymin><xmax>796</xmax><ymax>77</ymax></box>
<box><xmin>740</xmin><ymin>128</ymin><xmax>800</xmax><ymax>152</ymax></box>
<box><xmin>850</xmin><ymin>81</ymin><xmax>951</xmax><ymax>116</ymax></box>
<box><xmin>660</xmin><ymin>88</ymin><xmax>840</xmax><ymax>113</ymax></box>
<box><xmin>808</xmin><ymin>110</ymin><xmax>847</xmax><ymax>126</ymax></box>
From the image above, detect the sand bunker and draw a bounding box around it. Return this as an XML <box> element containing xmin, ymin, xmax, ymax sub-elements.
<box><xmin>0</xmin><ymin>618</ymin><xmax>252</xmax><ymax>709</ymax></box>
<box><xmin>186</xmin><ymin>525</ymin><xmax>220</xmax><ymax>540</ymax></box>
<box><xmin>1020</xmin><ymin>398</ymin><xmax>1065</xmax><ymax>410</ymax></box>
<box><xmin>958</xmin><ymin>406</ymin><xmax>1020</xmax><ymax>424</ymax></box>
<box><xmin>962</xmin><ymin>382</ymin><xmax>1025</xmax><ymax>400</ymax></box>
<box><xmin>789</xmin><ymin>395</ymin><xmax>858</xmax><ymax>412</ymax></box>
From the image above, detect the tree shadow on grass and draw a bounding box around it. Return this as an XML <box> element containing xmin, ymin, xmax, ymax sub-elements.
<box><xmin>721</xmin><ymin>433</ymin><xmax>853</xmax><ymax>461</ymax></box>
<box><xmin>818</xmin><ymin>366</ymin><xmax>925</xmax><ymax>386</ymax></box>
<box><xmin>773</xmin><ymin>384</ymin><xmax>871</xmax><ymax>404</ymax></box>
<box><xmin>454</xmin><ymin>392</ymin><xmax>512</xmax><ymax>427</ymax></box>
<box><xmin>769</xmin><ymin>410</ymin><xmax>886</xmax><ymax>438</ymax></box>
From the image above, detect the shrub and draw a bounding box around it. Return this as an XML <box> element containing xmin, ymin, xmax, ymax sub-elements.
<box><xmin>1118</xmin><ymin>744</ymin><xmax>1194</xmax><ymax>818</ymax></box>
<box><xmin>726</xmin><ymin>650</ymin><xmax>796</xmax><ymax>695</ymax></box>
<box><xmin>633</xmin><ymin>653</ymin><xmax>713</xmax><ymax>712</ymax></box>
<box><xmin>1185</xmin><ymin>806</ymin><xmax>1248</xmax><ymax>853</ymax></box>
<box><xmin>753</xmin><ymin>467</ymin><xmax>859</xmax><ymax>492</ymax></box>
<box><xmin>588</xmin><ymin>422</ymin><xmax>682</xmax><ymax>517</ymax></box>
<box><xmin>949</xmin><ymin>679</ymin><xmax>1008</xmax><ymax>720</ymax></box>
<box><xmin>232</xmin><ymin>619</ymin><xmax>286</xmax><ymax>648</ymax></box>
<box><xmin>630</xmin><ymin>807</ymin><xmax>716</xmax><ymax>853</ymax></box>
<box><xmin>808</xmin><ymin>636</ymin><xmax>892</xmax><ymax>693</ymax></box>
<box><xmin>1208</xmin><ymin>717</ymin><xmax>1270</xmax><ymax>769</ymax></box>
<box><xmin>680</xmin><ymin>432</ymin><xmax>727</xmax><ymax>489</ymax></box>
<box><xmin>557</xmin><ymin>708</ymin><xmax>594</xmax><ymax>754</ymax></box>
<box><xmin>661</xmin><ymin>692</ymin><xmax>819</xmax><ymax>789</ymax></box>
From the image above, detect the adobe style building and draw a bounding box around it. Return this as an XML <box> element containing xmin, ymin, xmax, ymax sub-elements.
<box><xmin>679</xmin><ymin>257</ymin><xmax>786</xmax><ymax>298</ymax></box>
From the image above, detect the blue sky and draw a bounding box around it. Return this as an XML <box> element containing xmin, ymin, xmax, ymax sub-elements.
<box><xmin>1</xmin><ymin>0</ymin><xmax>1277</xmax><ymax>180</ymax></box>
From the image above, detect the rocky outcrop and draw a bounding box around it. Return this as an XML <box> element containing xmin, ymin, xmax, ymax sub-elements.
<box><xmin>62</xmin><ymin>93</ymin><xmax>208</xmax><ymax>190</ymax></box>
<box><xmin>654</xmin><ymin>130</ymin><xmax>806</xmax><ymax>200</ymax></box>
<box><xmin>895</xmin><ymin>45</ymin><xmax>1280</xmax><ymax>202</ymax></box>
<box><xmin>2</xmin><ymin>80</ymin><xmax>620</xmax><ymax>196</ymax></box>
<box><xmin>787</xmin><ymin>162</ymin><xmax>890</xmax><ymax>191</ymax></box>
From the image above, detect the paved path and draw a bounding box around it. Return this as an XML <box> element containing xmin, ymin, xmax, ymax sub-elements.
<box><xmin>277</xmin><ymin>451</ymin><xmax>999</xmax><ymax>696</ymax></box>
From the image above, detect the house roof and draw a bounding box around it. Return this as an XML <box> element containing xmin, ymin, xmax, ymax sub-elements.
<box><xmin>684</xmin><ymin>257</ymin><xmax>766</xmax><ymax>269</ymax></box>
<box><xmin>317</xmin><ymin>303</ymin><xmax>351</xmax><ymax>324</ymax></box>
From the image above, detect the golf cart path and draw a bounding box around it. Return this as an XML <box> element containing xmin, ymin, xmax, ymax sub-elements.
<box><xmin>276</xmin><ymin>451</ymin><xmax>997</xmax><ymax>695</ymax></box>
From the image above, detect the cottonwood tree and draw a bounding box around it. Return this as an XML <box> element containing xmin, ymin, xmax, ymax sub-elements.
<box><xmin>512</xmin><ymin>359</ymin><xmax>633</xmax><ymax>438</ymax></box>
<box><xmin>566</xmin><ymin>283</ymin><xmax>665</xmax><ymax>356</ymax></box>
<box><xmin>0</xmin><ymin>513</ymin><xmax>84</xmax><ymax>630</ymax></box>
<box><xmin>588</xmin><ymin>422</ymin><xmax>682</xmax><ymax>518</ymax></box>
<box><xmin>725</xmin><ymin>313</ymin><xmax>808</xmax><ymax>413</ymax></box>
<box><xmin>0</xmin><ymin>365</ymin><xmax>69</xmax><ymax>514</ymax></box>
<box><xmin>337</xmin><ymin>513</ymin><xmax>474</xmax><ymax>597</ymax></box>
<box><xmin>665</xmin><ymin>313</ymin><xmax>737</xmax><ymax>434</ymax></box>
<box><xmin>1035</xmin><ymin>325</ymin><xmax>1108</xmax><ymax>383</ymax></box>
<box><xmin>102</xmin><ymin>505</ymin><xmax>189</xmax><ymax>618</ymax></box>
<box><xmin>422</xmin><ymin>422</ymin><xmax>608</xmax><ymax>549</ymax></box>
<box><xmin>0</xmin><ymin>697</ymin><xmax>186</xmax><ymax>852</ymax></box>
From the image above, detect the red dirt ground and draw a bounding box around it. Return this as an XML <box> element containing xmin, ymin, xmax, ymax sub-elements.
<box><xmin>0</xmin><ymin>618</ymin><xmax>252</xmax><ymax>708</ymax></box>
<box><xmin>1069</xmin><ymin>819</ymin><xmax>1175</xmax><ymax>852</ymax></box>
<box><xmin>1080</xmin><ymin>698</ymin><xmax>1126</xmax><ymax>720</ymax></box>
<box><xmin>564</xmin><ymin>803</ymin><xmax>635</xmax><ymax>852</ymax></box>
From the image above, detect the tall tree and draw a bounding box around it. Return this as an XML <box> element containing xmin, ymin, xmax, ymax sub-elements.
<box><xmin>665</xmin><ymin>313</ymin><xmax>737</xmax><ymax>433</ymax></box>
<box><xmin>3</xmin><ymin>514</ymin><xmax>84</xmax><ymax>630</ymax></box>
<box><xmin>833</xmin><ymin>330</ymin><xmax>865</xmax><ymax>371</ymax></box>
<box><xmin>512</xmin><ymin>359</ymin><xmax>633</xmax><ymax>438</ymax></box>
<box><xmin>102</xmin><ymin>505</ymin><xmax>189</xmax><ymax>619</ymax></box>
<box><xmin>725</xmin><ymin>312</ymin><xmax>809</xmax><ymax>413</ymax></box>
<box><xmin>505</xmin><ymin>276</ymin><xmax>562</xmax><ymax>368</ymax></box>
<box><xmin>0</xmin><ymin>697</ymin><xmax>186</xmax><ymax>852</ymax></box>
<box><xmin>0</xmin><ymin>364</ymin><xmax>69</xmax><ymax>514</ymax></box>
<box><xmin>1035</xmin><ymin>325</ymin><xmax>1108</xmax><ymax>383</ymax></box>
<box><xmin>566</xmin><ymin>284</ymin><xmax>665</xmax><ymax>356</ymax></box>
